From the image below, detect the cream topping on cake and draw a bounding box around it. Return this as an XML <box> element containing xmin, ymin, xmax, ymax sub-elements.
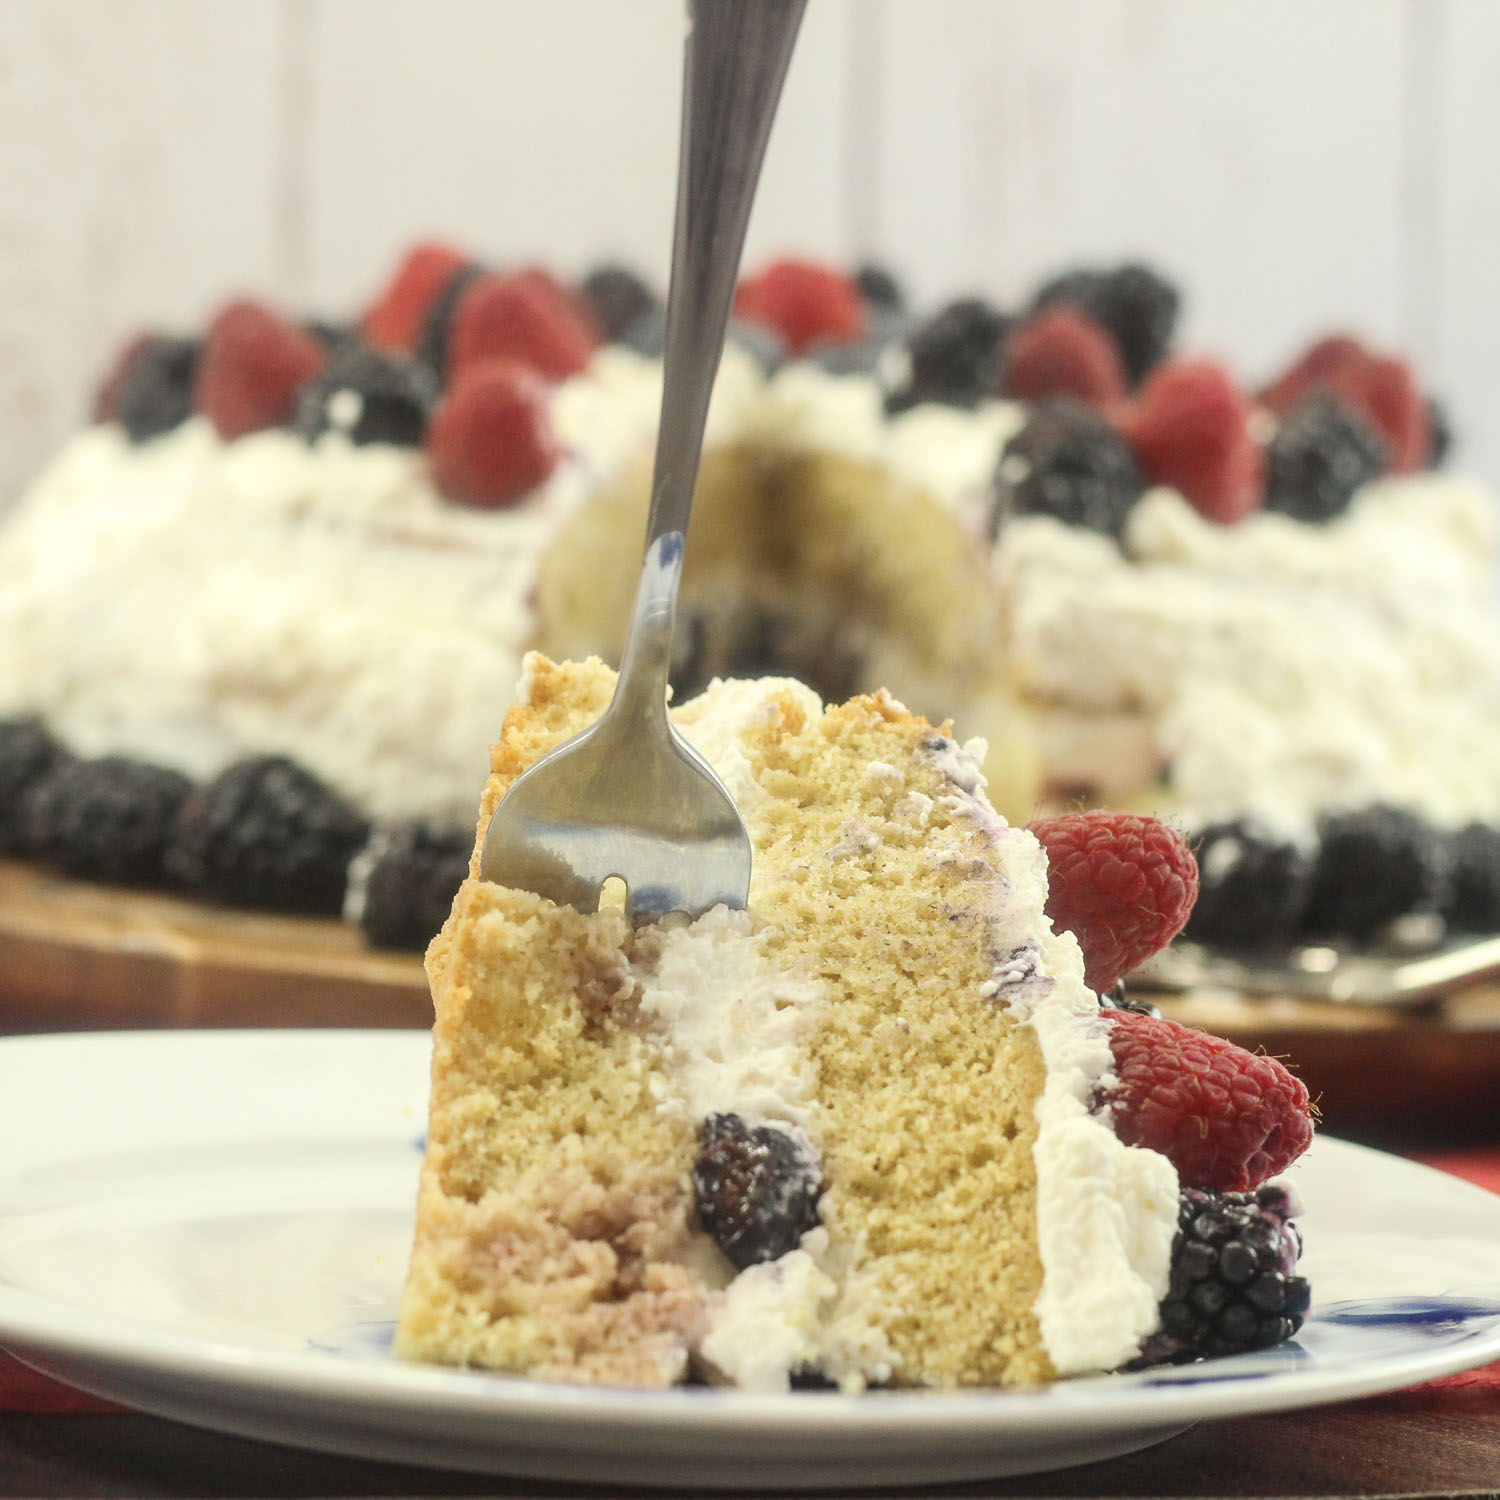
<box><xmin>1002</xmin><ymin>475</ymin><xmax>1500</xmax><ymax>835</ymax></box>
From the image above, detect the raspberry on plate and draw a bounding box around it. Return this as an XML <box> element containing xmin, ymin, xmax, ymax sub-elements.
<box><xmin>1028</xmin><ymin>809</ymin><xmax>1198</xmax><ymax>993</ymax></box>
<box><xmin>1123</xmin><ymin>359</ymin><xmax>1264</xmax><ymax>523</ymax></box>
<box><xmin>734</xmin><ymin>257</ymin><xmax>866</xmax><ymax>358</ymax></box>
<box><xmin>1104</xmin><ymin>1010</ymin><xmax>1315</xmax><ymax>1191</ymax></box>
<box><xmin>427</xmin><ymin>358</ymin><xmax>559</xmax><ymax>508</ymax></box>
<box><xmin>195</xmin><ymin>300</ymin><xmax>329</xmax><ymax>441</ymax></box>
<box><xmin>1001</xmin><ymin>306</ymin><xmax>1128</xmax><ymax>408</ymax></box>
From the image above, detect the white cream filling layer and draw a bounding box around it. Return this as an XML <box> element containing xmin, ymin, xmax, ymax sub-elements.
<box><xmin>930</xmin><ymin>735</ymin><xmax>1179</xmax><ymax>1376</ymax></box>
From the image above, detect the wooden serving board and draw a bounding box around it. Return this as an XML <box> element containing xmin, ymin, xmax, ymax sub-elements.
<box><xmin>2</xmin><ymin>858</ymin><xmax>1497</xmax><ymax>1141</ymax></box>
<box><xmin>0</xmin><ymin>859</ymin><xmax>431</xmax><ymax>1032</ymax></box>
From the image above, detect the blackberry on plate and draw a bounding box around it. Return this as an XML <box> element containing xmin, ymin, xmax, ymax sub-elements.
<box><xmin>1445</xmin><ymin>821</ymin><xmax>1500</xmax><ymax>933</ymax></box>
<box><xmin>886</xmin><ymin>297</ymin><xmax>1009</xmax><ymax>412</ymax></box>
<box><xmin>0</xmin><ymin>716</ymin><xmax>65</xmax><ymax>853</ymax></box>
<box><xmin>579</xmin><ymin>264</ymin><xmax>660</xmax><ymax>345</ymax></box>
<box><xmin>1300</xmin><ymin>804</ymin><xmax>1452</xmax><ymax>942</ymax></box>
<box><xmin>1263</xmin><ymin>392</ymin><xmax>1387</xmax><ymax>524</ymax></box>
<box><xmin>355</xmin><ymin>822</ymin><xmax>471</xmax><ymax>951</ymax></box>
<box><xmin>1185</xmin><ymin>819</ymin><xmax>1315</xmax><ymax>948</ymax></box>
<box><xmin>1136</xmin><ymin>1183</ymin><xmax>1310</xmax><ymax>1365</ymax></box>
<box><xmin>20</xmin><ymin>755</ymin><xmax>192</xmax><ymax>885</ymax></box>
<box><xmin>854</xmin><ymin>263</ymin><xmax>905</xmax><ymax>315</ymax></box>
<box><xmin>1031</xmin><ymin>263</ymin><xmax>1180</xmax><ymax>386</ymax></box>
<box><xmin>113</xmin><ymin>336</ymin><xmax>200</xmax><ymax>443</ymax></box>
<box><xmin>990</xmin><ymin>397</ymin><xmax>1144</xmax><ymax>541</ymax></box>
<box><xmin>293</xmin><ymin>345</ymin><xmax>438</xmax><ymax>448</ymax></box>
<box><xmin>414</xmin><ymin>261</ymin><xmax>485</xmax><ymax>379</ymax></box>
<box><xmin>167</xmin><ymin>755</ymin><xmax>370</xmax><ymax>915</ymax></box>
<box><xmin>691</xmin><ymin>1112</ymin><xmax>822</xmax><ymax>1270</ymax></box>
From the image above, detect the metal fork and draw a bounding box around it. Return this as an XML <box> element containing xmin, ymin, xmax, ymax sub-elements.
<box><xmin>479</xmin><ymin>0</ymin><xmax>806</xmax><ymax>922</ymax></box>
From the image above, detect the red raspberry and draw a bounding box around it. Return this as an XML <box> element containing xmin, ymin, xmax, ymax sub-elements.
<box><xmin>1002</xmin><ymin>306</ymin><xmax>1127</xmax><ymax>407</ymax></box>
<box><xmin>195</xmin><ymin>300</ymin><xmax>328</xmax><ymax>441</ymax></box>
<box><xmin>1325</xmin><ymin>355</ymin><xmax>1428</xmax><ymax>475</ymax></box>
<box><xmin>1259</xmin><ymin>333</ymin><xmax>1366</xmax><ymax>415</ymax></box>
<box><xmin>363</xmin><ymin>242</ymin><xmax>471</xmax><ymax>353</ymax></box>
<box><xmin>734</xmin><ymin>258</ymin><xmax>865</xmax><ymax>357</ymax></box>
<box><xmin>448</xmin><ymin>271</ymin><xmax>595</xmax><ymax>382</ymax></box>
<box><xmin>1262</xmin><ymin>335</ymin><xmax>1428</xmax><ymax>474</ymax></box>
<box><xmin>1104</xmin><ymin>1010</ymin><xmax>1315</xmax><ymax>1191</ymax></box>
<box><xmin>1123</xmin><ymin>359</ymin><xmax>1264</xmax><ymax>523</ymax></box>
<box><xmin>1029</xmin><ymin>810</ymin><xmax>1198</xmax><ymax>993</ymax></box>
<box><xmin>427</xmin><ymin>358</ymin><xmax>558</xmax><ymax>508</ymax></box>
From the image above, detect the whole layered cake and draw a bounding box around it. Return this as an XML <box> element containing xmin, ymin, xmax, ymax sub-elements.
<box><xmin>0</xmin><ymin>241</ymin><xmax>1496</xmax><ymax>957</ymax></box>
<box><xmin>396</xmin><ymin>655</ymin><xmax>1313</xmax><ymax>1389</ymax></box>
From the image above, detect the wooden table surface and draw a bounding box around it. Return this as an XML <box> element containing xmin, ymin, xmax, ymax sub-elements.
<box><xmin>0</xmin><ymin>1385</ymin><xmax>1498</xmax><ymax>1498</ymax></box>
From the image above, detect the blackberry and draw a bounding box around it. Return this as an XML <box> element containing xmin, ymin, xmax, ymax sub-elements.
<box><xmin>1264</xmin><ymin>393</ymin><xmax>1387</xmax><ymax>524</ymax></box>
<box><xmin>854</xmin><ymin>263</ymin><xmax>905</xmax><ymax>315</ymax></box>
<box><xmin>616</xmin><ymin>306</ymin><xmax>667</xmax><ymax>359</ymax></box>
<box><xmin>1445</xmin><ymin>822</ymin><xmax>1500</xmax><ymax>933</ymax></box>
<box><xmin>1300</xmin><ymin>804</ymin><xmax>1452</xmax><ymax>942</ymax></box>
<box><xmin>1098</xmin><ymin>980</ymin><xmax>1161</xmax><ymax>1018</ymax></box>
<box><xmin>112</xmin><ymin>336</ymin><xmax>200</xmax><ymax>443</ymax></box>
<box><xmin>726</xmin><ymin>319</ymin><xmax>786</xmax><ymax>374</ymax></box>
<box><xmin>293</xmin><ymin>345</ymin><xmax>437</xmax><ymax>448</ymax></box>
<box><xmin>691</xmin><ymin>1113</ymin><xmax>821</xmax><ymax>1270</ymax></box>
<box><xmin>1137</xmin><ymin>1183</ymin><xmax>1310</xmax><ymax>1365</ymax></box>
<box><xmin>886</xmin><ymin>297</ymin><xmax>1009</xmax><ymax>412</ymax></box>
<box><xmin>990</xmin><ymin>397</ymin><xmax>1144</xmax><ymax>541</ymax></box>
<box><xmin>807</xmin><ymin>337</ymin><xmax>885</xmax><ymax>378</ymax></box>
<box><xmin>1426</xmin><ymin>396</ymin><xmax>1452</xmax><ymax>468</ymax></box>
<box><xmin>20</xmin><ymin>755</ymin><xmax>193</xmax><ymax>884</ymax></box>
<box><xmin>1185</xmin><ymin>820</ymin><xmax>1315</xmax><ymax>948</ymax></box>
<box><xmin>0</xmin><ymin>716</ymin><xmax>65</xmax><ymax>854</ymax></box>
<box><xmin>414</xmin><ymin>262</ymin><xmax>485</xmax><ymax>380</ymax></box>
<box><xmin>356</xmin><ymin>822</ymin><xmax>471</xmax><ymax>951</ymax></box>
<box><xmin>167</xmin><ymin>755</ymin><xmax>370</xmax><ymax>915</ymax></box>
<box><xmin>302</xmin><ymin>319</ymin><xmax>360</xmax><ymax>356</ymax></box>
<box><xmin>579</xmin><ymin>264</ymin><xmax>660</xmax><ymax>345</ymax></box>
<box><xmin>1031</xmin><ymin>263</ymin><xmax>1180</xmax><ymax>386</ymax></box>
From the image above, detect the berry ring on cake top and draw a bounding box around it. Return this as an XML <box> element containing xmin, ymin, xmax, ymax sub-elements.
<box><xmin>0</xmin><ymin>242</ymin><xmax>1496</xmax><ymax>960</ymax></box>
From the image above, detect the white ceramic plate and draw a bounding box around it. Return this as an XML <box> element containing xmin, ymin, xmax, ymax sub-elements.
<box><xmin>0</xmin><ymin>1031</ymin><xmax>1497</xmax><ymax>1490</ymax></box>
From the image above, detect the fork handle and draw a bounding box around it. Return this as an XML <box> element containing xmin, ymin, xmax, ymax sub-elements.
<box><xmin>645</xmin><ymin>0</ymin><xmax>806</xmax><ymax>553</ymax></box>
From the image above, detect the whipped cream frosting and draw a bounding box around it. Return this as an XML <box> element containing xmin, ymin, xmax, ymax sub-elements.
<box><xmin>2</xmin><ymin>334</ymin><xmax>1495</xmax><ymax>841</ymax></box>
<box><xmin>1002</xmin><ymin>476</ymin><xmax>1500</xmax><ymax>834</ymax></box>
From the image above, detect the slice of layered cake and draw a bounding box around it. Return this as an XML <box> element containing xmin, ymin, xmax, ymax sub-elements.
<box><xmin>395</xmin><ymin>656</ymin><xmax>1313</xmax><ymax>1388</ymax></box>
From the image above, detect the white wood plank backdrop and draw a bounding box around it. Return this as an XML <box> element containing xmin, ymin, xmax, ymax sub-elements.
<box><xmin>0</xmin><ymin>0</ymin><xmax>1495</xmax><ymax>506</ymax></box>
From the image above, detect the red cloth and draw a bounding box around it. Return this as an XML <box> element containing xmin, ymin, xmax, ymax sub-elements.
<box><xmin>3</xmin><ymin>1151</ymin><xmax>1498</xmax><ymax>1413</ymax></box>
